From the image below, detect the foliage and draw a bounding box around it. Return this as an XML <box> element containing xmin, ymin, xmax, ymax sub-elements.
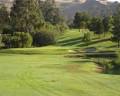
<box><xmin>39</xmin><ymin>0</ymin><xmax>64</xmax><ymax>25</ymax></box>
<box><xmin>33</xmin><ymin>29</ymin><xmax>56</xmax><ymax>47</ymax></box>
<box><xmin>89</xmin><ymin>17</ymin><xmax>104</xmax><ymax>35</ymax></box>
<box><xmin>0</xmin><ymin>5</ymin><xmax>9</xmax><ymax>33</ymax></box>
<box><xmin>102</xmin><ymin>16</ymin><xmax>113</xmax><ymax>32</ymax></box>
<box><xmin>2</xmin><ymin>32</ymin><xmax>32</xmax><ymax>48</ymax></box>
<box><xmin>82</xmin><ymin>32</ymin><xmax>91</xmax><ymax>42</ymax></box>
<box><xmin>56</xmin><ymin>23</ymin><xmax>68</xmax><ymax>33</ymax></box>
<box><xmin>112</xmin><ymin>7</ymin><xmax>120</xmax><ymax>47</ymax></box>
<box><xmin>10</xmin><ymin>0</ymin><xmax>44</xmax><ymax>33</ymax></box>
<box><xmin>73</xmin><ymin>12</ymin><xmax>90</xmax><ymax>29</ymax></box>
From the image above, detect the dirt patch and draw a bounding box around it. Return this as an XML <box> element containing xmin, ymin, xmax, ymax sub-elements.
<box><xmin>96</xmin><ymin>66</ymin><xmax>105</xmax><ymax>73</ymax></box>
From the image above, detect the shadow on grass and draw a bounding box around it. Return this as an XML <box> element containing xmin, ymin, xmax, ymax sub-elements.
<box><xmin>58</xmin><ymin>37</ymin><xmax>82</xmax><ymax>46</ymax></box>
<box><xmin>77</xmin><ymin>38</ymin><xmax>111</xmax><ymax>47</ymax></box>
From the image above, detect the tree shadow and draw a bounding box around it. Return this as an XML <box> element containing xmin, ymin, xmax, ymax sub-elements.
<box><xmin>77</xmin><ymin>38</ymin><xmax>111</xmax><ymax>47</ymax></box>
<box><xmin>58</xmin><ymin>37</ymin><xmax>82</xmax><ymax>46</ymax></box>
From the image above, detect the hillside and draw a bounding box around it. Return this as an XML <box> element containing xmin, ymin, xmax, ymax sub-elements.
<box><xmin>60</xmin><ymin>0</ymin><xmax>119</xmax><ymax>19</ymax></box>
<box><xmin>57</xmin><ymin>29</ymin><xmax>116</xmax><ymax>50</ymax></box>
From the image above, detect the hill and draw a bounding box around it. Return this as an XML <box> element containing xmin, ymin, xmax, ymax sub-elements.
<box><xmin>59</xmin><ymin>0</ymin><xmax>119</xmax><ymax>20</ymax></box>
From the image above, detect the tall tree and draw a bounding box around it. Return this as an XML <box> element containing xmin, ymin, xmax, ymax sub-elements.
<box><xmin>0</xmin><ymin>5</ymin><xmax>9</xmax><ymax>33</ymax></box>
<box><xmin>103</xmin><ymin>16</ymin><xmax>113</xmax><ymax>33</ymax></box>
<box><xmin>89</xmin><ymin>17</ymin><xmax>104</xmax><ymax>35</ymax></box>
<box><xmin>112</xmin><ymin>7</ymin><xmax>120</xmax><ymax>47</ymax></box>
<box><xmin>73</xmin><ymin>12</ymin><xmax>90</xmax><ymax>29</ymax></box>
<box><xmin>39</xmin><ymin>0</ymin><xmax>64</xmax><ymax>25</ymax></box>
<box><xmin>10</xmin><ymin>0</ymin><xmax>44</xmax><ymax>33</ymax></box>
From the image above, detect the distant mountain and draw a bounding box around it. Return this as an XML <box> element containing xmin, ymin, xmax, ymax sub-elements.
<box><xmin>0</xmin><ymin>0</ymin><xmax>119</xmax><ymax>20</ymax></box>
<box><xmin>58</xmin><ymin>0</ymin><xmax>120</xmax><ymax>20</ymax></box>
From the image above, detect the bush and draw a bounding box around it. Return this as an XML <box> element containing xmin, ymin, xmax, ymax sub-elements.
<box><xmin>56</xmin><ymin>23</ymin><xmax>68</xmax><ymax>33</ymax></box>
<box><xmin>2</xmin><ymin>32</ymin><xmax>33</xmax><ymax>48</ymax></box>
<box><xmin>82</xmin><ymin>32</ymin><xmax>91</xmax><ymax>42</ymax></box>
<box><xmin>14</xmin><ymin>32</ymin><xmax>33</xmax><ymax>48</ymax></box>
<box><xmin>33</xmin><ymin>30</ymin><xmax>56</xmax><ymax>47</ymax></box>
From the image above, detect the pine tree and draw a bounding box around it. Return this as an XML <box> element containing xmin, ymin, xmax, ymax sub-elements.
<box><xmin>10</xmin><ymin>0</ymin><xmax>44</xmax><ymax>33</ymax></box>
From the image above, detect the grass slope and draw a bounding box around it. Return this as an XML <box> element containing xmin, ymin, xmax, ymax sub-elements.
<box><xmin>57</xmin><ymin>29</ymin><xmax>117</xmax><ymax>50</ymax></box>
<box><xmin>0</xmin><ymin>30</ymin><xmax>120</xmax><ymax>96</ymax></box>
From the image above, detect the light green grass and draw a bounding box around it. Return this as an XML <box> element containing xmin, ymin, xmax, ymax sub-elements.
<box><xmin>0</xmin><ymin>47</ymin><xmax>120</xmax><ymax>96</ymax></box>
<box><xmin>57</xmin><ymin>29</ymin><xmax>117</xmax><ymax>50</ymax></box>
<box><xmin>0</xmin><ymin>29</ymin><xmax>120</xmax><ymax>96</ymax></box>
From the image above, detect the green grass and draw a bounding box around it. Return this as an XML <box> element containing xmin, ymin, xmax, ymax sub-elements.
<box><xmin>0</xmin><ymin>29</ymin><xmax>120</xmax><ymax>96</ymax></box>
<box><xmin>57</xmin><ymin>29</ymin><xmax>117</xmax><ymax>50</ymax></box>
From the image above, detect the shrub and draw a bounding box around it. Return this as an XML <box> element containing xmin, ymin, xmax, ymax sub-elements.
<box><xmin>2</xmin><ymin>34</ymin><xmax>12</xmax><ymax>48</ymax></box>
<box><xmin>33</xmin><ymin>30</ymin><xmax>56</xmax><ymax>47</ymax></box>
<box><xmin>2</xmin><ymin>32</ymin><xmax>33</xmax><ymax>48</ymax></box>
<box><xmin>82</xmin><ymin>32</ymin><xmax>91</xmax><ymax>42</ymax></box>
<box><xmin>14</xmin><ymin>32</ymin><xmax>33</xmax><ymax>48</ymax></box>
<box><xmin>56</xmin><ymin>23</ymin><xmax>68</xmax><ymax>33</ymax></box>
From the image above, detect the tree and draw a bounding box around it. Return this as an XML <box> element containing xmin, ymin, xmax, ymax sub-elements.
<box><xmin>112</xmin><ymin>7</ymin><xmax>120</xmax><ymax>47</ymax></box>
<box><xmin>39</xmin><ymin>0</ymin><xmax>64</xmax><ymax>25</ymax></box>
<box><xmin>10</xmin><ymin>0</ymin><xmax>44</xmax><ymax>33</ymax></box>
<box><xmin>73</xmin><ymin>12</ymin><xmax>90</xmax><ymax>29</ymax></box>
<box><xmin>103</xmin><ymin>16</ymin><xmax>113</xmax><ymax>36</ymax></box>
<box><xmin>89</xmin><ymin>17</ymin><xmax>104</xmax><ymax>36</ymax></box>
<box><xmin>0</xmin><ymin>5</ymin><xmax>9</xmax><ymax>33</ymax></box>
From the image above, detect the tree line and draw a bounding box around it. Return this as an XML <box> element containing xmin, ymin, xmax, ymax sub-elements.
<box><xmin>0</xmin><ymin>0</ymin><xmax>68</xmax><ymax>48</ymax></box>
<box><xmin>72</xmin><ymin>7</ymin><xmax>120</xmax><ymax>47</ymax></box>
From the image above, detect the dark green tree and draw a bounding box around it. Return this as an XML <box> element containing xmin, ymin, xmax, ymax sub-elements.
<box><xmin>112</xmin><ymin>7</ymin><xmax>120</xmax><ymax>47</ymax></box>
<box><xmin>39</xmin><ymin>0</ymin><xmax>64</xmax><ymax>25</ymax></box>
<box><xmin>0</xmin><ymin>5</ymin><xmax>9</xmax><ymax>33</ymax></box>
<box><xmin>103</xmin><ymin>16</ymin><xmax>113</xmax><ymax>33</ymax></box>
<box><xmin>89</xmin><ymin>17</ymin><xmax>104</xmax><ymax>36</ymax></box>
<box><xmin>10</xmin><ymin>0</ymin><xmax>44</xmax><ymax>33</ymax></box>
<box><xmin>73</xmin><ymin>12</ymin><xmax>90</xmax><ymax>29</ymax></box>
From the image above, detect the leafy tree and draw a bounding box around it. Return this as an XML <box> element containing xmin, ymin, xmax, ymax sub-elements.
<box><xmin>10</xmin><ymin>0</ymin><xmax>44</xmax><ymax>33</ymax></box>
<box><xmin>39</xmin><ymin>0</ymin><xmax>64</xmax><ymax>25</ymax></box>
<box><xmin>103</xmin><ymin>16</ymin><xmax>113</xmax><ymax>32</ymax></box>
<box><xmin>112</xmin><ymin>7</ymin><xmax>120</xmax><ymax>47</ymax></box>
<box><xmin>89</xmin><ymin>17</ymin><xmax>104</xmax><ymax>36</ymax></box>
<box><xmin>73</xmin><ymin>12</ymin><xmax>90</xmax><ymax>29</ymax></box>
<box><xmin>0</xmin><ymin>5</ymin><xmax>9</xmax><ymax>33</ymax></box>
